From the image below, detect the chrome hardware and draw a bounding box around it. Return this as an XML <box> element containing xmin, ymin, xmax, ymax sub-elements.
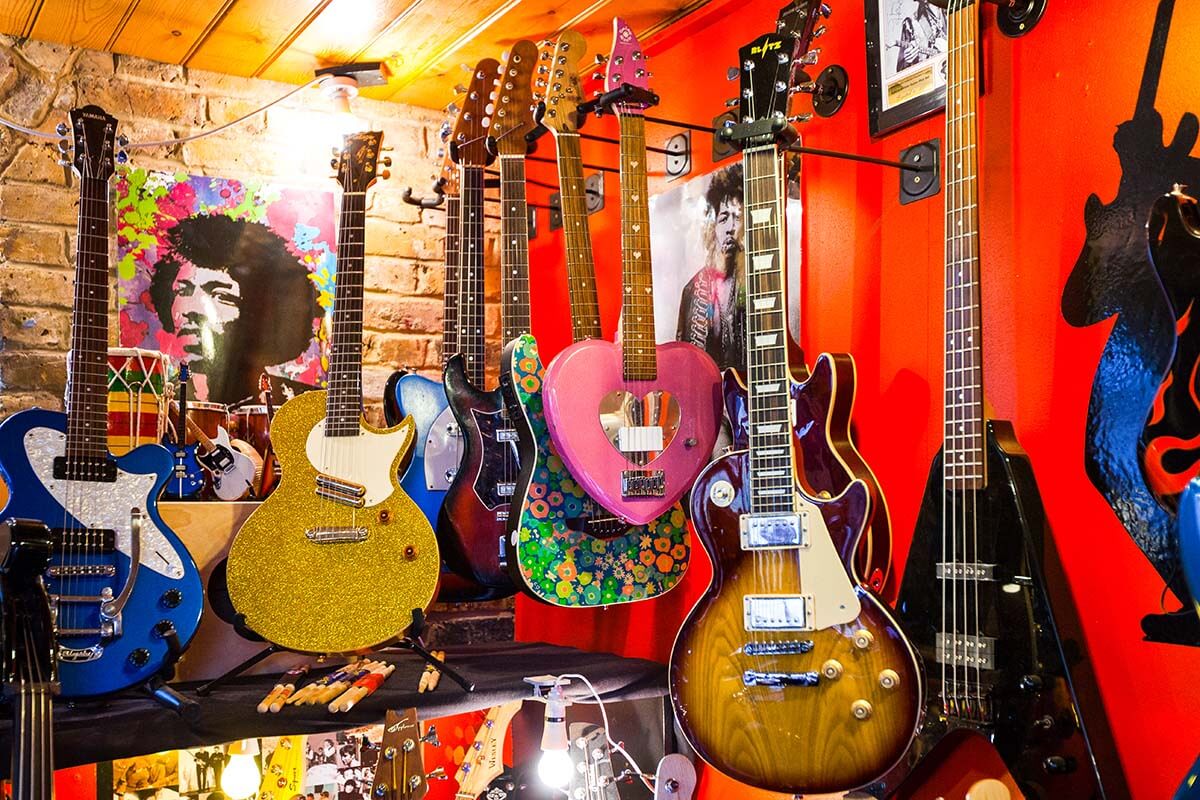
<box><xmin>851</xmin><ymin>699</ymin><xmax>873</xmax><ymax>720</ymax></box>
<box><xmin>852</xmin><ymin>629</ymin><xmax>874</xmax><ymax>650</ymax></box>
<box><xmin>305</xmin><ymin>526</ymin><xmax>369</xmax><ymax>544</ymax></box>
<box><xmin>58</xmin><ymin>644</ymin><xmax>103</xmax><ymax>663</ymax></box>
<box><xmin>421</xmin><ymin>725</ymin><xmax>440</xmax><ymax>746</ymax></box>
<box><xmin>813</xmin><ymin>25</ymin><xmax>827</xmax><ymax>38</ymax></box>
<box><xmin>787</xmin><ymin>114</ymin><xmax>813</xmax><ymax>124</ymax></box>
<box><xmin>47</xmin><ymin>565</ymin><xmax>115</xmax><ymax>578</ymax></box>
<box><xmin>819</xmin><ymin>2</ymin><xmax>832</xmax><ymax>17</ymax></box>
<box><xmin>426</xmin><ymin>767</ymin><xmax>447</xmax><ymax>781</ymax></box>
<box><xmin>821</xmin><ymin>659</ymin><xmax>843</xmax><ymax>680</ymax></box>
<box><xmin>743</xmin><ymin>670</ymin><xmax>819</xmax><ymax>687</ymax></box>
<box><xmin>621</xmin><ymin>470</ymin><xmax>665</xmax><ymax>498</ymax></box>
<box><xmin>935</xmin><ymin>633</ymin><xmax>996</xmax><ymax>669</ymax></box>
<box><xmin>496</xmin><ymin>482</ymin><xmax>516</xmax><ymax>497</ymax></box>
<box><xmin>98</xmin><ymin>508</ymin><xmax>142</xmax><ymax>637</ymax></box>
<box><xmin>495</xmin><ymin>428</ymin><xmax>518</xmax><ymax>443</ymax></box>
<box><xmin>744</xmin><ymin>639</ymin><xmax>813</xmax><ymax>656</ymax></box>
<box><xmin>879</xmin><ymin>669</ymin><xmax>900</xmax><ymax>689</ymax></box>
<box><xmin>315</xmin><ymin>473</ymin><xmax>367</xmax><ymax>507</ymax></box>
<box><xmin>725</xmin><ymin>97</ymin><xmax>740</xmax><ymax>108</ymax></box>
<box><xmin>936</xmin><ymin>561</ymin><xmax>997</xmax><ymax>581</ymax></box>
<box><xmin>56</xmin><ymin>121</ymin><xmax>69</xmax><ymax>135</ymax></box>
<box><xmin>799</xmin><ymin>49</ymin><xmax>822</xmax><ymax>66</ymax></box>
<box><xmin>740</xmin><ymin>512</ymin><xmax>807</xmax><ymax>549</ymax></box>
<box><xmin>744</xmin><ymin>595</ymin><xmax>813</xmax><ymax>631</ymax></box>
<box><xmin>709</xmin><ymin>479</ymin><xmax>735</xmax><ymax>508</ymax></box>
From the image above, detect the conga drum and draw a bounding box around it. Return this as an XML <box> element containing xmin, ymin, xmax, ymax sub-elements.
<box><xmin>231</xmin><ymin>406</ymin><xmax>271</xmax><ymax>458</ymax></box>
<box><xmin>106</xmin><ymin>348</ymin><xmax>170</xmax><ymax>455</ymax></box>
<box><xmin>181</xmin><ymin>402</ymin><xmax>230</xmax><ymax>440</ymax></box>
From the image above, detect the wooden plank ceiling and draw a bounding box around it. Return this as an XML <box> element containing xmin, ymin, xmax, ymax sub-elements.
<box><xmin>1</xmin><ymin>0</ymin><xmax>713</xmax><ymax>108</ymax></box>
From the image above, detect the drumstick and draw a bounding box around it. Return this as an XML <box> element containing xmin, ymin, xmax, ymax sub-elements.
<box><xmin>328</xmin><ymin>662</ymin><xmax>395</xmax><ymax>713</ymax></box>
<box><xmin>427</xmin><ymin>651</ymin><xmax>446</xmax><ymax>692</ymax></box>
<box><xmin>310</xmin><ymin>661</ymin><xmax>385</xmax><ymax>705</ymax></box>
<box><xmin>257</xmin><ymin>664</ymin><xmax>310</xmax><ymax>713</ymax></box>
<box><xmin>418</xmin><ymin>651</ymin><xmax>446</xmax><ymax>693</ymax></box>
<box><xmin>287</xmin><ymin>660</ymin><xmax>362</xmax><ymax>705</ymax></box>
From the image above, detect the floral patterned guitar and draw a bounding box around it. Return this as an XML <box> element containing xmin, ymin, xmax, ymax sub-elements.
<box><xmin>498</xmin><ymin>31</ymin><xmax>690</xmax><ymax>606</ymax></box>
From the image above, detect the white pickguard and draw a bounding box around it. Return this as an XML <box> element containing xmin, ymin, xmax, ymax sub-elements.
<box><xmin>794</xmin><ymin>493</ymin><xmax>862</xmax><ymax>630</ymax></box>
<box><xmin>23</xmin><ymin>427</ymin><xmax>186</xmax><ymax>579</ymax></box>
<box><xmin>305</xmin><ymin>420</ymin><xmax>408</xmax><ymax>507</ymax></box>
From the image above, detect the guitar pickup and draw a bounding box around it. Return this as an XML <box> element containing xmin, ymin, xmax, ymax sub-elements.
<box><xmin>496</xmin><ymin>482</ymin><xmax>516</xmax><ymax>497</ymax></box>
<box><xmin>936</xmin><ymin>562</ymin><xmax>996</xmax><ymax>581</ymax></box>
<box><xmin>935</xmin><ymin>633</ymin><xmax>996</xmax><ymax>669</ymax></box>
<box><xmin>617</xmin><ymin>426</ymin><xmax>664</xmax><ymax>452</ymax></box>
<box><xmin>744</xmin><ymin>639</ymin><xmax>814</xmax><ymax>656</ymax></box>
<box><xmin>51</xmin><ymin>528</ymin><xmax>116</xmax><ymax>553</ymax></box>
<box><xmin>621</xmin><ymin>470</ymin><xmax>665</xmax><ymax>497</ymax></box>
<box><xmin>306</xmin><ymin>526</ymin><xmax>369</xmax><ymax>544</ymax></box>
<box><xmin>742</xmin><ymin>670</ymin><xmax>820</xmax><ymax>688</ymax></box>
<box><xmin>495</xmin><ymin>428</ymin><xmax>519</xmax><ymax>443</ymax></box>
<box><xmin>744</xmin><ymin>595</ymin><xmax>813</xmax><ymax>631</ymax></box>
<box><xmin>315</xmin><ymin>474</ymin><xmax>367</xmax><ymax>507</ymax></box>
<box><xmin>53</xmin><ymin>456</ymin><xmax>117</xmax><ymax>483</ymax></box>
<box><xmin>740</xmin><ymin>513</ymin><xmax>806</xmax><ymax>549</ymax></box>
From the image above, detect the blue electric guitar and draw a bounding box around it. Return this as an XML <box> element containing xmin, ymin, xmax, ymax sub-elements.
<box><xmin>0</xmin><ymin>106</ymin><xmax>203</xmax><ymax>697</ymax></box>
<box><xmin>161</xmin><ymin>364</ymin><xmax>205</xmax><ymax>499</ymax></box>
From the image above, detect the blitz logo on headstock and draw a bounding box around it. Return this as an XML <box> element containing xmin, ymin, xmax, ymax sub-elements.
<box><xmin>751</xmin><ymin>39</ymin><xmax>784</xmax><ymax>55</ymax></box>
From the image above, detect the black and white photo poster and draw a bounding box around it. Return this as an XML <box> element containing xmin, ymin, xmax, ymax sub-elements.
<box><xmin>866</xmin><ymin>0</ymin><xmax>949</xmax><ymax>135</ymax></box>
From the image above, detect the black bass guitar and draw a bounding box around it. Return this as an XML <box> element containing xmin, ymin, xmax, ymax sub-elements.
<box><xmin>1</xmin><ymin>518</ymin><xmax>57</xmax><ymax>800</ymax></box>
<box><xmin>870</xmin><ymin>4</ymin><xmax>1128</xmax><ymax>799</ymax></box>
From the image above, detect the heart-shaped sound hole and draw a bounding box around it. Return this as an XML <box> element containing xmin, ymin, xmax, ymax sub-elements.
<box><xmin>598</xmin><ymin>390</ymin><xmax>681</xmax><ymax>465</ymax></box>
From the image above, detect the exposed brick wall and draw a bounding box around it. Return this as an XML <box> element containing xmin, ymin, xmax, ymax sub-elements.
<box><xmin>0</xmin><ymin>35</ymin><xmax>502</xmax><ymax>423</ymax></box>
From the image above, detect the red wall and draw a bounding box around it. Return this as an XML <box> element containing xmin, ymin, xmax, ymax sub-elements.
<box><xmin>516</xmin><ymin>3</ymin><xmax>1200</xmax><ymax>798</ymax></box>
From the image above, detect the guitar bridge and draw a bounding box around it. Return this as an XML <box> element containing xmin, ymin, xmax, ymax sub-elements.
<box><xmin>306</xmin><ymin>526</ymin><xmax>369</xmax><ymax>544</ymax></box>
<box><xmin>621</xmin><ymin>469</ymin><xmax>665</xmax><ymax>498</ymax></box>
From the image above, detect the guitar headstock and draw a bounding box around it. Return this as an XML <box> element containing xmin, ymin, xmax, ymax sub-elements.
<box><xmin>453</xmin><ymin>701</ymin><xmax>523</xmax><ymax>798</ymax></box>
<box><xmin>369</xmin><ymin>708</ymin><xmax>431</xmax><ymax>800</ymax></box>
<box><xmin>67</xmin><ymin>105</ymin><xmax>118</xmax><ymax>183</ymax></box>
<box><xmin>334</xmin><ymin>130</ymin><xmax>386</xmax><ymax>194</ymax></box>
<box><xmin>541</xmin><ymin>31</ymin><xmax>588</xmax><ymax>134</ymax></box>
<box><xmin>653</xmin><ymin>754</ymin><xmax>697</xmax><ymax>800</ymax></box>
<box><xmin>0</xmin><ymin>520</ymin><xmax>56</xmax><ymax>691</ymax></box>
<box><xmin>489</xmin><ymin>40</ymin><xmax>539</xmax><ymax>156</ymax></box>
<box><xmin>451</xmin><ymin>58</ymin><xmax>499</xmax><ymax>167</ymax></box>
<box><xmin>603</xmin><ymin>18</ymin><xmax>654</xmax><ymax>113</ymax></box>
<box><xmin>726</xmin><ymin>1</ymin><xmax>824</xmax><ymax>146</ymax></box>
<box><xmin>568</xmin><ymin>724</ymin><xmax>620</xmax><ymax>800</ymax></box>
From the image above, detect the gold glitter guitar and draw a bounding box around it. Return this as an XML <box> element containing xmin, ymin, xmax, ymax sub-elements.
<box><xmin>225</xmin><ymin>131</ymin><xmax>440</xmax><ymax>653</ymax></box>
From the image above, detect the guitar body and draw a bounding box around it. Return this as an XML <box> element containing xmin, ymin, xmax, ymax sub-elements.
<box><xmin>226</xmin><ymin>390</ymin><xmax>439</xmax><ymax>652</ymax></box>
<box><xmin>0</xmin><ymin>408</ymin><xmax>204</xmax><ymax>697</ymax></box>
<box><xmin>161</xmin><ymin>438</ymin><xmax>205</xmax><ymax>499</ymax></box>
<box><xmin>383</xmin><ymin>370</ymin><xmax>460</xmax><ymax>526</ymax></box>
<box><xmin>500</xmin><ymin>335</ymin><xmax>690</xmax><ymax>606</ymax></box>
<box><xmin>543</xmin><ymin>338</ymin><xmax>722</xmax><ymax>525</ymax></box>
<box><xmin>670</xmin><ymin>451</ymin><xmax>921</xmax><ymax>795</ymax></box>
<box><xmin>872</xmin><ymin>422</ymin><xmax>1125</xmax><ymax>799</ymax></box>
<box><xmin>724</xmin><ymin>353</ymin><xmax>892</xmax><ymax>590</ymax></box>
<box><xmin>199</xmin><ymin>428</ymin><xmax>257</xmax><ymax>501</ymax></box>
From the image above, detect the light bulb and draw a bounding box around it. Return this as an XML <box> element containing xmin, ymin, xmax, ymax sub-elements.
<box><xmin>221</xmin><ymin>753</ymin><xmax>261</xmax><ymax>800</ymax></box>
<box><xmin>537</xmin><ymin>747</ymin><xmax>574</xmax><ymax>788</ymax></box>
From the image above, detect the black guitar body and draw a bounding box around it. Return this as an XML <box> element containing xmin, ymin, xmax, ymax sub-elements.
<box><xmin>869</xmin><ymin>421</ymin><xmax>1129</xmax><ymax>800</ymax></box>
<box><xmin>439</xmin><ymin>354</ymin><xmax>517</xmax><ymax>596</ymax></box>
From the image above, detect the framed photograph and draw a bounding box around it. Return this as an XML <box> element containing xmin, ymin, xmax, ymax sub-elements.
<box><xmin>864</xmin><ymin>0</ymin><xmax>949</xmax><ymax>137</ymax></box>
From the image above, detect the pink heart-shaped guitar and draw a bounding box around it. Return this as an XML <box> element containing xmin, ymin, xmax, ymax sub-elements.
<box><xmin>543</xmin><ymin>338</ymin><xmax>722</xmax><ymax>525</ymax></box>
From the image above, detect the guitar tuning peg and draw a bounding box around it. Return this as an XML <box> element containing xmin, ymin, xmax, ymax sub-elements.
<box><xmin>381</xmin><ymin>145</ymin><xmax>394</xmax><ymax>152</ymax></box>
<box><xmin>116</xmin><ymin>150</ymin><xmax>128</xmax><ymax>164</ymax></box>
<box><xmin>421</xmin><ymin>725</ymin><xmax>440</xmax><ymax>746</ymax></box>
<box><xmin>594</xmin><ymin>54</ymin><xmax>608</xmax><ymax>64</ymax></box>
<box><xmin>116</xmin><ymin>134</ymin><xmax>129</xmax><ymax>147</ymax></box>
<box><xmin>55</xmin><ymin>121</ymin><xmax>69</xmax><ymax>136</ymax></box>
<box><xmin>425</xmin><ymin>767</ymin><xmax>448</xmax><ymax>781</ymax></box>
<box><xmin>454</xmin><ymin>83</ymin><xmax>468</xmax><ymax>94</ymax></box>
<box><xmin>536</xmin><ymin>78</ymin><xmax>547</xmax><ymax>87</ymax></box>
<box><xmin>812</xmin><ymin>25</ymin><xmax>827</xmax><ymax>38</ymax></box>
<box><xmin>591</xmin><ymin>72</ymin><xmax>603</xmax><ymax>81</ymax></box>
<box><xmin>446</xmin><ymin>102</ymin><xmax>460</xmax><ymax>116</ymax></box>
<box><xmin>330</xmin><ymin>158</ymin><xmax>339</xmax><ymax>169</ymax></box>
<box><xmin>787</xmin><ymin>113</ymin><xmax>813</xmax><ymax>124</ymax></box>
<box><xmin>331</xmin><ymin>146</ymin><xmax>341</xmax><ymax>156</ymax></box>
<box><xmin>56</xmin><ymin>138</ymin><xmax>70</xmax><ymax>153</ymax></box>
<box><xmin>799</xmin><ymin>48</ymin><xmax>821</xmax><ymax>66</ymax></box>
<box><xmin>460</xmin><ymin>63</ymin><xmax>473</xmax><ymax>71</ymax></box>
<box><xmin>56</xmin><ymin>157</ymin><xmax>71</xmax><ymax>167</ymax></box>
<box><xmin>380</xmin><ymin>169</ymin><xmax>391</xmax><ymax>180</ymax></box>
<box><xmin>726</xmin><ymin>67</ymin><xmax>739</xmax><ymax>81</ymax></box>
<box><xmin>819</xmin><ymin>2</ymin><xmax>832</xmax><ymax>17</ymax></box>
<box><xmin>724</xmin><ymin>97</ymin><xmax>740</xmax><ymax>107</ymax></box>
<box><xmin>381</xmin><ymin>156</ymin><xmax>393</xmax><ymax>167</ymax></box>
<box><xmin>791</xmin><ymin>81</ymin><xmax>818</xmax><ymax>94</ymax></box>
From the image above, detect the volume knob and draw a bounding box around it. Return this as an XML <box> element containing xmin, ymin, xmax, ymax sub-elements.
<box><xmin>129</xmin><ymin>648</ymin><xmax>151</xmax><ymax>667</ymax></box>
<box><xmin>851</xmin><ymin>699</ymin><xmax>873</xmax><ymax>720</ymax></box>
<box><xmin>879</xmin><ymin>669</ymin><xmax>900</xmax><ymax>689</ymax></box>
<box><xmin>821</xmin><ymin>659</ymin><xmax>843</xmax><ymax>680</ymax></box>
<box><xmin>161</xmin><ymin>588</ymin><xmax>183</xmax><ymax>608</ymax></box>
<box><xmin>852</xmin><ymin>629</ymin><xmax>875</xmax><ymax>649</ymax></box>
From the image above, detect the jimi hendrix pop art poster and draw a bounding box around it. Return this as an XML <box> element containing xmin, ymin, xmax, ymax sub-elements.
<box><xmin>115</xmin><ymin>170</ymin><xmax>335</xmax><ymax>404</ymax></box>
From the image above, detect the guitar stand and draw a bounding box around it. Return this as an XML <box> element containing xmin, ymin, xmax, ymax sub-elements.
<box><xmin>383</xmin><ymin>609</ymin><xmax>476</xmax><ymax>693</ymax></box>
<box><xmin>142</xmin><ymin>621</ymin><xmax>201</xmax><ymax>718</ymax></box>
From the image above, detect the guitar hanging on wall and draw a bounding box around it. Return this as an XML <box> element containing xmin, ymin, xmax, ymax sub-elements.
<box><xmin>872</xmin><ymin>3</ymin><xmax>1129</xmax><ymax>798</ymax></box>
<box><xmin>226</xmin><ymin>130</ymin><xmax>440</xmax><ymax>654</ymax></box>
<box><xmin>0</xmin><ymin>106</ymin><xmax>204</xmax><ymax>697</ymax></box>
<box><xmin>668</xmin><ymin>15</ymin><xmax>922</xmax><ymax>793</ymax></box>
<box><xmin>438</xmin><ymin>53</ymin><xmax>530</xmax><ymax>595</ymax></box>
<box><xmin>542</xmin><ymin>19</ymin><xmax>723</xmax><ymax>527</ymax></box>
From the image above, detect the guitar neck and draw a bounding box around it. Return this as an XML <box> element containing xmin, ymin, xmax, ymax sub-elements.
<box><xmin>11</xmin><ymin>685</ymin><xmax>54</xmax><ymax>800</ymax></box>
<box><xmin>498</xmin><ymin>154</ymin><xmax>531</xmax><ymax>343</ymax></box>
<box><xmin>326</xmin><ymin>189</ymin><xmax>367</xmax><ymax>435</ymax></box>
<box><xmin>443</xmin><ymin>193</ymin><xmax>461</xmax><ymax>363</ymax></box>
<box><xmin>458</xmin><ymin>164</ymin><xmax>487</xmax><ymax>386</ymax></box>
<box><xmin>554</xmin><ymin>132</ymin><xmax>602</xmax><ymax>341</ymax></box>
<box><xmin>943</xmin><ymin>2</ymin><xmax>985</xmax><ymax>489</ymax></box>
<box><xmin>182</xmin><ymin>414</ymin><xmax>216</xmax><ymax>450</ymax></box>
<box><xmin>67</xmin><ymin>171</ymin><xmax>113</xmax><ymax>462</ymax></box>
<box><xmin>741</xmin><ymin>145</ymin><xmax>795</xmax><ymax>515</ymax></box>
<box><xmin>617</xmin><ymin>113</ymin><xmax>656</xmax><ymax>381</ymax></box>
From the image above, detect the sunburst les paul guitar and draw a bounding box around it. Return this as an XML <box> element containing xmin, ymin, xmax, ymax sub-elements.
<box><xmin>542</xmin><ymin>19</ymin><xmax>722</xmax><ymax>527</ymax></box>
<box><xmin>501</xmin><ymin>30</ymin><xmax>691</xmax><ymax>607</ymax></box>
<box><xmin>668</xmin><ymin>15</ymin><xmax>921</xmax><ymax>794</ymax></box>
<box><xmin>226</xmin><ymin>131</ymin><xmax>439</xmax><ymax>654</ymax></box>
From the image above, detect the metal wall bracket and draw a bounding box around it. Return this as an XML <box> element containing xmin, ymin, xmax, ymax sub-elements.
<box><xmin>711</xmin><ymin>110</ymin><xmax>737</xmax><ymax>162</ymax></box>
<box><xmin>549</xmin><ymin>172</ymin><xmax>605</xmax><ymax>232</ymax></box>
<box><xmin>812</xmin><ymin>65</ymin><xmax>850</xmax><ymax>118</ymax></box>
<box><xmin>664</xmin><ymin>131</ymin><xmax>691</xmax><ymax>180</ymax></box>
<box><xmin>528</xmin><ymin>206</ymin><xmax>538</xmax><ymax>241</ymax></box>
<box><xmin>899</xmin><ymin>139</ymin><xmax>940</xmax><ymax>205</ymax></box>
<box><xmin>998</xmin><ymin>0</ymin><xmax>1047</xmax><ymax>37</ymax></box>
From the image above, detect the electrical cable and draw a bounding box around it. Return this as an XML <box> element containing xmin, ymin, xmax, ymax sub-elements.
<box><xmin>0</xmin><ymin>113</ymin><xmax>62</xmax><ymax>140</ymax></box>
<box><xmin>553</xmin><ymin>672</ymin><xmax>656</xmax><ymax>793</ymax></box>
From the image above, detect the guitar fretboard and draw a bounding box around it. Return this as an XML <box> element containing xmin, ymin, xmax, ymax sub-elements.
<box><xmin>617</xmin><ymin>113</ymin><xmax>656</xmax><ymax>381</ymax></box>
<box><xmin>943</xmin><ymin>2</ymin><xmax>984</xmax><ymax>489</ymax></box>
<box><xmin>458</xmin><ymin>163</ymin><xmax>487</xmax><ymax>386</ymax></box>
<box><xmin>442</xmin><ymin>193</ymin><xmax>461</xmax><ymax>363</ymax></box>
<box><xmin>742</xmin><ymin>146</ymin><xmax>794</xmax><ymax>515</ymax></box>
<box><xmin>554</xmin><ymin>131</ymin><xmax>602</xmax><ymax>341</ymax></box>
<box><xmin>325</xmin><ymin>190</ymin><xmax>366</xmax><ymax>436</ymax></box>
<box><xmin>66</xmin><ymin>173</ymin><xmax>114</xmax><ymax>461</ymax></box>
<box><xmin>498</xmin><ymin>153</ymin><xmax>531</xmax><ymax>343</ymax></box>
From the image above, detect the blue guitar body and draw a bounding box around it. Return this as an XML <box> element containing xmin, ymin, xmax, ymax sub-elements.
<box><xmin>384</xmin><ymin>370</ymin><xmax>458</xmax><ymax>524</ymax></box>
<box><xmin>0</xmin><ymin>408</ymin><xmax>204</xmax><ymax>697</ymax></box>
<box><xmin>1180</xmin><ymin>477</ymin><xmax>1200</xmax><ymax>618</ymax></box>
<box><xmin>160</xmin><ymin>438</ymin><xmax>205</xmax><ymax>499</ymax></box>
